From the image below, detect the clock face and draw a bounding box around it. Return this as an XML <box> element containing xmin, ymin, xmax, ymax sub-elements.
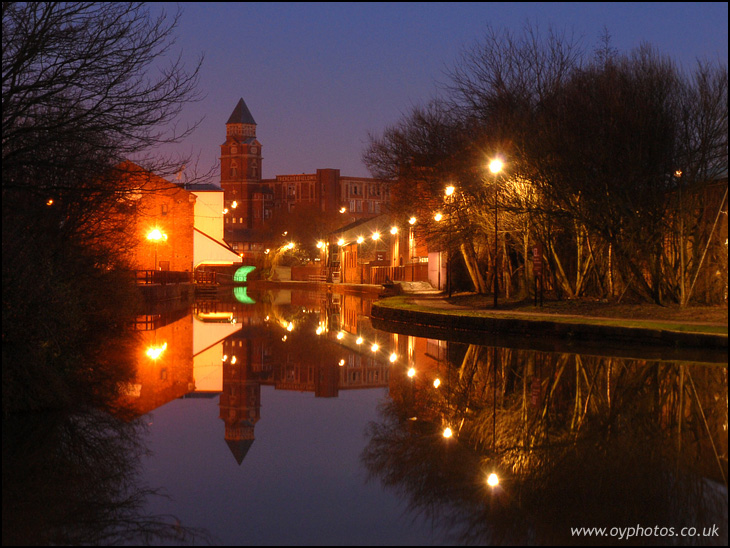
<box><xmin>250</xmin><ymin>146</ymin><xmax>257</xmax><ymax>154</ymax></box>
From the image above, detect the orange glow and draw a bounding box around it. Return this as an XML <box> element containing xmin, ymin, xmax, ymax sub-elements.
<box><xmin>487</xmin><ymin>473</ymin><xmax>499</xmax><ymax>487</ymax></box>
<box><xmin>146</xmin><ymin>228</ymin><xmax>167</xmax><ymax>242</ymax></box>
<box><xmin>145</xmin><ymin>342</ymin><xmax>167</xmax><ymax>360</ymax></box>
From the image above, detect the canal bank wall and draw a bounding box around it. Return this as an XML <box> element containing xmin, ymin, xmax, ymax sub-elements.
<box><xmin>370</xmin><ymin>301</ymin><xmax>728</xmax><ymax>360</ymax></box>
<box><xmin>137</xmin><ymin>283</ymin><xmax>195</xmax><ymax>315</ymax></box>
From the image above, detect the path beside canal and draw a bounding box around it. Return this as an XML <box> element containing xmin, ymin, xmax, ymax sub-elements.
<box><xmin>371</xmin><ymin>284</ymin><xmax>728</xmax><ymax>356</ymax></box>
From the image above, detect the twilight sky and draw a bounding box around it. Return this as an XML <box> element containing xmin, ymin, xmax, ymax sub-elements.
<box><xmin>151</xmin><ymin>2</ymin><xmax>728</xmax><ymax>183</ymax></box>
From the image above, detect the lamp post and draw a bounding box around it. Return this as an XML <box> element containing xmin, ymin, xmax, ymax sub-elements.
<box><xmin>146</xmin><ymin>228</ymin><xmax>167</xmax><ymax>271</ymax></box>
<box><xmin>489</xmin><ymin>159</ymin><xmax>503</xmax><ymax>308</ymax></box>
<box><xmin>445</xmin><ymin>186</ymin><xmax>455</xmax><ymax>298</ymax></box>
<box><xmin>408</xmin><ymin>217</ymin><xmax>417</xmax><ymax>280</ymax></box>
<box><xmin>372</xmin><ymin>231</ymin><xmax>380</xmax><ymax>283</ymax></box>
<box><xmin>357</xmin><ymin>236</ymin><xmax>364</xmax><ymax>283</ymax></box>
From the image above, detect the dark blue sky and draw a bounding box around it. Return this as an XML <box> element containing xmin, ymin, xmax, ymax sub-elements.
<box><xmin>153</xmin><ymin>2</ymin><xmax>728</xmax><ymax>182</ymax></box>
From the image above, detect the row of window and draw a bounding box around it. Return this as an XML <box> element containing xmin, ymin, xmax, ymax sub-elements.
<box><xmin>229</xmin><ymin>162</ymin><xmax>258</xmax><ymax>178</ymax></box>
<box><xmin>348</xmin><ymin>200</ymin><xmax>381</xmax><ymax>213</ymax></box>
<box><xmin>347</xmin><ymin>183</ymin><xmax>385</xmax><ymax>197</ymax></box>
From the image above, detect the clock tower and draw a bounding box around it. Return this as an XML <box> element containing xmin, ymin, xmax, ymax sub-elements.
<box><xmin>220</xmin><ymin>98</ymin><xmax>264</xmax><ymax>233</ymax></box>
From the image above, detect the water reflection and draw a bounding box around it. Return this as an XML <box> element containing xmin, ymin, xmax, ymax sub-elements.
<box><xmin>68</xmin><ymin>286</ymin><xmax>725</xmax><ymax>545</ymax></box>
<box><xmin>124</xmin><ymin>288</ymin><xmax>399</xmax><ymax>466</ymax></box>
<box><xmin>2</xmin><ymin>407</ymin><xmax>208</xmax><ymax>545</ymax></box>
<box><xmin>362</xmin><ymin>342</ymin><xmax>728</xmax><ymax>545</ymax></box>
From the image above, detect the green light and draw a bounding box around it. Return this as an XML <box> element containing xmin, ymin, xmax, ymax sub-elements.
<box><xmin>233</xmin><ymin>265</ymin><xmax>256</xmax><ymax>283</ymax></box>
<box><xmin>233</xmin><ymin>286</ymin><xmax>256</xmax><ymax>304</ymax></box>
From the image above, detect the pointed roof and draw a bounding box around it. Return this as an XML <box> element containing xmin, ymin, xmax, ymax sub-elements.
<box><xmin>226</xmin><ymin>438</ymin><xmax>254</xmax><ymax>465</ymax></box>
<box><xmin>226</xmin><ymin>98</ymin><xmax>256</xmax><ymax>125</ymax></box>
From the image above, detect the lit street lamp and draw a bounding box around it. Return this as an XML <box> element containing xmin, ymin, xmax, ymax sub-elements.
<box><xmin>146</xmin><ymin>228</ymin><xmax>167</xmax><ymax>271</ymax></box>
<box><xmin>489</xmin><ymin>159</ymin><xmax>504</xmax><ymax>308</ymax></box>
<box><xmin>445</xmin><ymin>185</ymin><xmax>455</xmax><ymax>298</ymax></box>
<box><xmin>357</xmin><ymin>236</ymin><xmax>365</xmax><ymax>283</ymax></box>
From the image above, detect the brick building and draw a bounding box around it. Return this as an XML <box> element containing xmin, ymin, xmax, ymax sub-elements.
<box><xmin>122</xmin><ymin>162</ymin><xmax>197</xmax><ymax>273</ymax></box>
<box><xmin>220</xmin><ymin>98</ymin><xmax>392</xmax><ymax>259</ymax></box>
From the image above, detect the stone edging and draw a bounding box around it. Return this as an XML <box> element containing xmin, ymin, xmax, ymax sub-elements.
<box><xmin>370</xmin><ymin>303</ymin><xmax>728</xmax><ymax>350</ymax></box>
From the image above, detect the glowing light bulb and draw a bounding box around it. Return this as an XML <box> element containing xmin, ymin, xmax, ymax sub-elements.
<box><xmin>487</xmin><ymin>473</ymin><xmax>499</xmax><ymax>487</ymax></box>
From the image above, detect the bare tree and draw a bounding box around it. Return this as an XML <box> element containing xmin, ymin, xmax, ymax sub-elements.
<box><xmin>2</xmin><ymin>2</ymin><xmax>203</xmax><ymax>413</ymax></box>
<box><xmin>2</xmin><ymin>2</ymin><xmax>202</xmax><ymax>180</ymax></box>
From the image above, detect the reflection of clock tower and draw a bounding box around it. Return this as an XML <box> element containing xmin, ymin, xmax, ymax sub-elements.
<box><xmin>221</xmin><ymin>98</ymin><xmax>264</xmax><ymax>240</ymax></box>
<box><xmin>219</xmin><ymin>336</ymin><xmax>263</xmax><ymax>465</ymax></box>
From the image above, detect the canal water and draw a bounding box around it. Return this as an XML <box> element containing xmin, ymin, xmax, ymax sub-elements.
<box><xmin>4</xmin><ymin>286</ymin><xmax>726</xmax><ymax>545</ymax></box>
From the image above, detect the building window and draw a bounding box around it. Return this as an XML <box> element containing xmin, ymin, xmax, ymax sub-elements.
<box><xmin>161</xmin><ymin>203</ymin><xmax>168</xmax><ymax>215</ymax></box>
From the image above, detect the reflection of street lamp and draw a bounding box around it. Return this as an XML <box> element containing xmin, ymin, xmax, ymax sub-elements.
<box><xmin>146</xmin><ymin>228</ymin><xmax>167</xmax><ymax>270</ymax></box>
<box><xmin>489</xmin><ymin>159</ymin><xmax>504</xmax><ymax>308</ymax></box>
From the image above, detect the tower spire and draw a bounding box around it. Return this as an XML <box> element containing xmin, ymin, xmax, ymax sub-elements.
<box><xmin>227</xmin><ymin>97</ymin><xmax>256</xmax><ymax>125</ymax></box>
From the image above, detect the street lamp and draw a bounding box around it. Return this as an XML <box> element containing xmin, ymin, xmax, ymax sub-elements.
<box><xmin>146</xmin><ymin>228</ymin><xmax>167</xmax><ymax>271</ymax></box>
<box><xmin>357</xmin><ymin>236</ymin><xmax>365</xmax><ymax>283</ymax></box>
<box><xmin>489</xmin><ymin>159</ymin><xmax>504</xmax><ymax>308</ymax></box>
<box><xmin>445</xmin><ymin>185</ymin><xmax>456</xmax><ymax>297</ymax></box>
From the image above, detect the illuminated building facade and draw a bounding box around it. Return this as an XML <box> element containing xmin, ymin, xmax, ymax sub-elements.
<box><xmin>220</xmin><ymin>98</ymin><xmax>392</xmax><ymax>259</ymax></box>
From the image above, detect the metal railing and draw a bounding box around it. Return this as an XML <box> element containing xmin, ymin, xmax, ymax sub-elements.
<box><xmin>369</xmin><ymin>264</ymin><xmax>429</xmax><ymax>284</ymax></box>
<box><xmin>135</xmin><ymin>270</ymin><xmax>192</xmax><ymax>285</ymax></box>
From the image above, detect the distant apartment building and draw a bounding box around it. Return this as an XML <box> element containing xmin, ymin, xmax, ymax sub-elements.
<box><xmin>220</xmin><ymin>98</ymin><xmax>391</xmax><ymax>259</ymax></box>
